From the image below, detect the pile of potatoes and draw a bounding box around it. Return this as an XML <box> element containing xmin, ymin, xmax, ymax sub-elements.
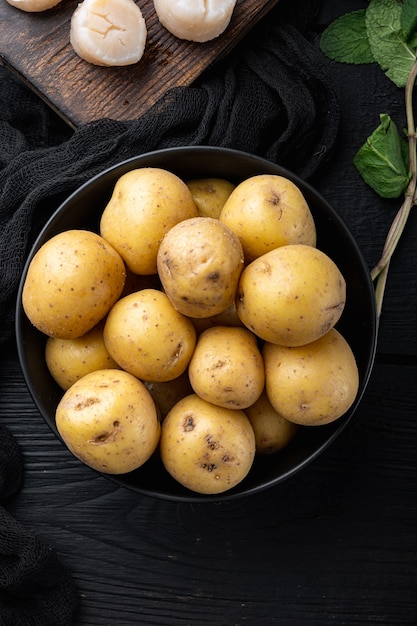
<box><xmin>22</xmin><ymin>167</ymin><xmax>359</xmax><ymax>495</ymax></box>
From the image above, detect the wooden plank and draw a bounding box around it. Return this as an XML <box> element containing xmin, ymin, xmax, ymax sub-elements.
<box><xmin>0</xmin><ymin>0</ymin><xmax>280</xmax><ymax>128</ymax></box>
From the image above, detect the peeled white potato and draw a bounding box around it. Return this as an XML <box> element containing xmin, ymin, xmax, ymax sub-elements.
<box><xmin>153</xmin><ymin>0</ymin><xmax>237</xmax><ymax>43</ymax></box>
<box><xmin>6</xmin><ymin>0</ymin><xmax>62</xmax><ymax>11</ymax></box>
<box><xmin>70</xmin><ymin>0</ymin><xmax>147</xmax><ymax>67</ymax></box>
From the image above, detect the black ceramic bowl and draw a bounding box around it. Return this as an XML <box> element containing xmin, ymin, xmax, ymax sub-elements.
<box><xmin>15</xmin><ymin>146</ymin><xmax>377</xmax><ymax>502</ymax></box>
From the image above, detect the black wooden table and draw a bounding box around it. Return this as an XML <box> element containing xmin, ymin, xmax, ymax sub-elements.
<box><xmin>1</xmin><ymin>2</ymin><xmax>417</xmax><ymax>624</ymax></box>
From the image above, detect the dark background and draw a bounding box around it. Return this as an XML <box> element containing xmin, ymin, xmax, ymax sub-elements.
<box><xmin>1</xmin><ymin>0</ymin><xmax>417</xmax><ymax>624</ymax></box>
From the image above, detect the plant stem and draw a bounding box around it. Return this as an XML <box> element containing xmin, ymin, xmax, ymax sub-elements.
<box><xmin>371</xmin><ymin>59</ymin><xmax>417</xmax><ymax>320</ymax></box>
<box><xmin>373</xmin><ymin>258</ymin><xmax>389</xmax><ymax>320</ymax></box>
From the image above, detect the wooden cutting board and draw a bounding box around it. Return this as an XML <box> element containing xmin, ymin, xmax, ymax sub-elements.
<box><xmin>0</xmin><ymin>0</ymin><xmax>280</xmax><ymax>128</ymax></box>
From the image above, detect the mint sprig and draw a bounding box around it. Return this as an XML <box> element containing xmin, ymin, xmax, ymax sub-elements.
<box><xmin>320</xmin><ymin>0</ymin><xmax>417</xmax><ymax>321</ymax></box>
<box><xmin>371</xmin><ymin>60</ymin><xmax>417</xmax><ymax>319</ymax></box>
<box><xmin>353</xmin><ymin>114</ymin><xmax>411</xmax><ymax>199</ymax></box>
<box><xmin>320</xmin><ymin>0</ymin><xmax>417</xmax><ymax>87</ymax></box>
<box><xmin>366</xmin><ymin>0</ymin><xmax>417</xmax><ymax>88</ymax></box>
<box><xmin>319</xmin><ymin>9</ymin><xmax>374</xmax><ymax>65</ymax></box>
<box><xmin>401</xmin><ymin>0</ymin><xmax>417</xmax><ymax>41</ymax></box>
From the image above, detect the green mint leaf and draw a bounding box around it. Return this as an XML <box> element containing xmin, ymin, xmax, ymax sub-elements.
<box><xmin>366</xmin><ymin>0</ymin><xmax>417</xmax><ymax>88</ymax></box>
<box><xmin>401</xmin><ymin>0</ymin><xmax>417</xmax><ymax>41</ymax></box>
<box><xmin>400</xmin><ymin>128</ymin><xmax>410</xmax><ymax>167</ymax></box>
<box><xmin>353</xmin><ymin>113</ymin><xmax>411</xmax><ymax>198</ymax></box>
<box><xmin>320</xmin><ymin>10</ymin><xmax>374</xmax><ymax>64</ymax></box>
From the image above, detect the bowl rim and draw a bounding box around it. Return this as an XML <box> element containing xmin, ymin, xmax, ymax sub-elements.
<box><xmin>15</xmin><ymin>145</ymin><xmax>378</xmax><ymax>502</ymax></box>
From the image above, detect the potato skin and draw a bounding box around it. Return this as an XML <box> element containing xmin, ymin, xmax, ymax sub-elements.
<box><xmin>120</xmin><ymin>269</ymin><xmax>161</xmax><ymax>298</ymax></box>
<box><xmin>100</xmin><ymin>167</ymin><xmax>198</xmax><ymax>275</ymax></box>
<box><xmin>157</xmin><ymin>217</ymin><xmax>244</xmax><ymax>318</ymax></box>
<box><xmin>220</xmin><ymin>174</ymin><xmax>316</xmax><ymax>262</ymax></box>
<box><xmin>143</xmin><ymin>371</ymin><xmax>193</xmax><ymax>420</ymax></box>
<box><xmin>55</xmin><ymin>369</ymin><xmax>160</xmax><ymax>474</ymax></box>
<box><xmin>22</xmin><ymin>229</ymin><xmax>126</xmax><ymax>339</ymax></box>
<box><xmin>103</xmin><ymin>289</ymin><xmax>196</xmax><ymax>382</ymax></box>
<box><xmin>45</xmin><ymin>320</ymin><xmax>120</xmax><ymax>390</ymax></box>
<box><xmin>263</xmin><ymin>328</ymin><xmax>360</xmax><ymax>426</ymax></box>
<box><xmin>188</xmin><ymin>326</ymin><xmax>265</xmax><ymax>409</ymax></box>
<box><xmin>237</xmin><ymin>244</ymin><xmax>346</xmax><ymax>347</ymax></box>
<box><xmin>186</xmin><ymin>177</ymin><xmax>235</xmax><ymax>219</ymax></box>
<box><xmin>190</xmin><ymin>300</ymin><xmax>245</xmax><ymax>335</ymax></box>
<box><xmin>244</xmin><ymin>391</ymin><xmax>299</xmax><ymax>454</ymax></box>
<box><xmin>160</xmin><ymin>394</ymin><xmax>256</xmax><ymax>494</ymax></box>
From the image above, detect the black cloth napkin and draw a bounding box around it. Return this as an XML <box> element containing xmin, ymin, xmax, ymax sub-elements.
<box><xmin>0</xmin><ymin>425</ymin><xmax>78</xmax><ymax>625</ymax></box>
<box><xmin>0</xmin><ymin>4</ymin><xmax>340</xmax><ymax>624</ymax></box>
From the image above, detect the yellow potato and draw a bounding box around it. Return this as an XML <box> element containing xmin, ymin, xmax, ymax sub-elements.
<box><xmin>120</xmin><ymin>268</ymin><xmax>161</xmax><ymax>298</ymax></box>
<box><xmin>190</xmin><ymin>301</ymin><xmax>245</xmax><ymax>335</ymax></box>
<box><xmin>45</xmin><ymin>320</ymin><xmax>121</xmax><ymax>390</ymax></box>
<box><xmin>22</xmin><ymin>229</ymin><xmax>126</xmax><ymax>339</ymax></box>
<box><xmin>186</xmin><ymin>177</ymin><xmax>235</xmax><ymax>218</ymax></box>
<box><xmin>160</xmin><ymin>394</ymin><xmax>256</xmax><ymax>494</ymax></box>
<box><xmin>157</xmin><ymin>216</ymin><xmax>244</xmax><ymax>318</ymax></box>
<box><xmin>56</xmin><ymin>369</ymin><xmax>160</xmax><ymax>474</ymax></box>
<box><xmin>220</xmin><ymin>174</ymin><xmax>317</xmax><ymax>262</ymax></box>
<box><xmin>188</xmin><ymin>326</ymin><xmax>265</xmax><ymax>409</ymax></box>
<box><xmin>237</xmin><ymin>244</ymin><xmax>346</xmax><ymax>347</ymax></box>
<box><xmin>206</xmin><ymin>300</ymin><xmax>244</xmax><ymax>328</ymax></box>
<box><xmin>263</xmin><ymin>328</ymin><xmax>360</xmax><ymax>426</ymax></box>
<box><xmin>244</xmin><ymin>391</ymin><xmax>299</xmax><ymax>454</ymax></box>
<box><xmin>100</xmin><ymin>167</ymin><xmax>198</xmax><ymax>275</ymax></box>
<box><xmin>103</xmin><ymin>289</ymin><xmax>196</xmax><ymax>382</ymax></box>
<box><xmin>143</xmin><ymin>370</ymin><xmax>193</xmax><ymax>420</ymax></box>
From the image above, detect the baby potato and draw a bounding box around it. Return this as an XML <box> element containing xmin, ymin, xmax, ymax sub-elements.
<box><xmin>143</xmin><ymin>370</ymin><xmax>193</xmax><ymax>420</ymax></box>
<box><xmin>206</xmin><ymin>300</ymin><xmax>244</xmax><ymax>328</ymax></box>
<box><xmin>160</xmin><ymin>394</ymin><xmax>256</xmax><ymax>494</ymax></box>
<box><xmin>22</xmin><ymin>229</ymin><xmax>126</xmax><ymax>339</ymax></box>
<box><xmin>45</xmin><ymin>320</ymin><xmax>120</xmax><ymax>390</ymax></box>
<box><xmin>188</xmin><ymin>326</ymin><xmax>265</xmax><ymax>409</ymax></box>
<box><xmin>244</xmin><ymin>391</ymin><xmax>299</xmax><ymax>454</ymax></box>
<box><xmin>190</xmin><ymin>301</ymin><xmax>245</xmax><ymax>335</ymax></box>
<box><xmin>237</xmin><ymin>244</ymin><xmax>346</xmax><ymax>347</ymax></box>
<box><xmin>100</xmin><ymin>167</ymin><xmax>198</xmax><ymax>275</ymax></box>
<box><xmin>103</xmin><ymin>289</ymin><xmax>196</xmax><ymax>382</ymax></box>
<box><xmin>263</xmin><ymin>328</ymin><xmax>360</xmax><ymax>426</ymax></box>
<box><xmin>186</xmin><ymin>177</ymin><xmax>235</xmax><ymax>218</ymax></box>
<box><xmin>121</xmin><ymin>268</ymin><xmax>161</xmax><ymax>298</ymax></box>
<box><xmin>157</xmin><ymin>216</ymin><xmax>244</xmax><ymax>318</ymax></box>
<box><xmin>56</xmin><ymin>369</ymin><xmax>160</xmax><ymax>474</ymax></box>
<box><xmin>220</xmin><ymin>174</ymin><xmax>317</xmax><ymax>262</ymax></box>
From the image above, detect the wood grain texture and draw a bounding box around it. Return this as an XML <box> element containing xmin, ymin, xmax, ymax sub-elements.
<box><xmin>1</xmin><ymin>1</ymin><xmax>417</xmax><ymax>623</ymax></box>
<box><xmin>0</xmin><ymin>0</ymin><xmax>280</xmax><ymax>128</ymax></box>
<box><xmin>1</xmin><ymin>348</ymin><xmax>417</xmax><ymax>625</ymax></box>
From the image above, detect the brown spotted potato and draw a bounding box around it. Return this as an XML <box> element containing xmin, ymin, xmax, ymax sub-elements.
<box><xmin>160</xmin><ymin>394</ymin><xmax>256</xmax><ymax>494</ymax></box>
<box><xmin>263</xmin><ymin>328</ymin><xmax>359</xmax><ymax>426</ymax></box>
<box><xmin>237</xmin><ymin>244</ymin><xmax>346</xmax><ymax>347</ymax></box>
<box><xmin>157</xmin><ymin>216</ymin><xmax>244</xmax><ymax>318</ymax></box>
<box><xmin>22</xmin><ymin>229</ymin><xmax>126</xmax><ymax>339</ymax></box>
<box><xmin>56</xmin><ymin>369</ymin><xmax>160</xmax><ymax>474</ymax></box>
<box><xmin>103</xmin><ymin>288</ymin><xmax>196</xmax><ymax>382</ymax></box>
<box><xmin>188</xmin><ymin>325</ymin><xmax>265</xmax><ymax>410</ymax></box>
